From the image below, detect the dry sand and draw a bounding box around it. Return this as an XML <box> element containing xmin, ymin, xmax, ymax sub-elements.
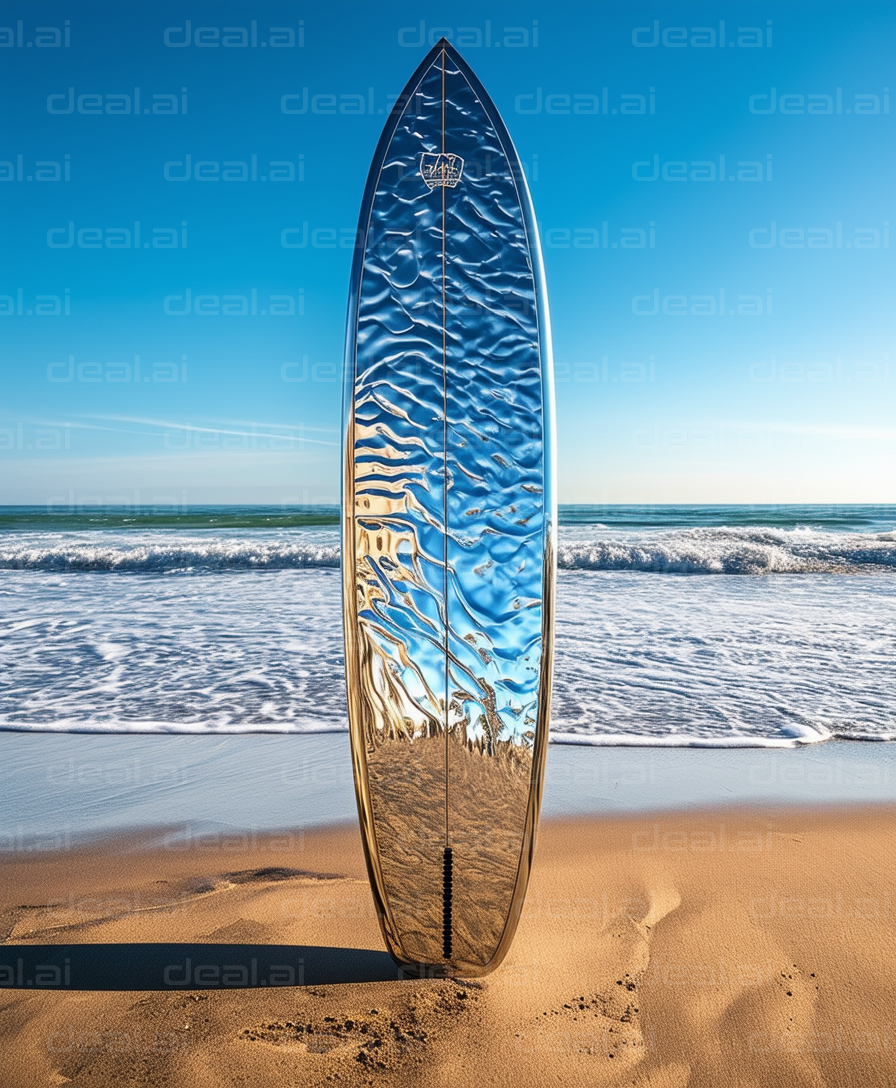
<box><xmin>1</xmin><ymin>805</ymin><xmax>893</xmax><ymax>1087</ymax></box>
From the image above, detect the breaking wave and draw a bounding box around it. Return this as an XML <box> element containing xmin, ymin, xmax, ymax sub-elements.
<box><xmin>0</xmin><ymin>536</ymin><xmax>341</xmax><ymax>573</ymax></box>
<box><xmin>1</xmin><ymin>526</ymin><xmax>894</xmax><ymax>574</ymax></box>
<box><xmin>557</xmin><ymin>527</ymin><xmax>896</xmax><ymax>574</ymax></box>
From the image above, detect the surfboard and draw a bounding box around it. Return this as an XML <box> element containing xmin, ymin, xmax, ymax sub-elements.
<box><xmin>342</xmin><ymin>39</ymin><xmax>555</xmax><ymax>977</ymax></box>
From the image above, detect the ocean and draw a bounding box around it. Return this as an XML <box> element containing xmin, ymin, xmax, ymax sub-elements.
<box><xmin>1</xmin><ymin>504</ymin><xmax>893</xmax><ymax>748</ymax></box>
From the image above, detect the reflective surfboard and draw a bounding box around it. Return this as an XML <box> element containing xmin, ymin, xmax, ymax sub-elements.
<box><xmin>342</xmin><ymin>39</ymin><xmax>556</xmax><ymax>977</ymax></box>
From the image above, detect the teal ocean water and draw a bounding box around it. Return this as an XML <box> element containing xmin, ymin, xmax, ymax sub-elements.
<box><xmin>1</xmin><ymin>505</ymin><xmax>893</xmax><ymax>746</ymax></box>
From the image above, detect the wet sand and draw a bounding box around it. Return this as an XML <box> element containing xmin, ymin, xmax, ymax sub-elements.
<box><xmin>1</xmin><ymin>804</ymin><xmax>893</xmax><ymax>1087</ymax></box>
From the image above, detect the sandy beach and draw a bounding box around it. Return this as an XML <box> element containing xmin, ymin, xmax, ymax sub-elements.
<box><xmin>1</xmin><ymin>804</ymin><xmax>892</xmax><ymax>1087</ymax></box>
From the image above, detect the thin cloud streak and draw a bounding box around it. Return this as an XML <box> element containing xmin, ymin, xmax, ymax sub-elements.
<box><xmin>4</xmin><ymin>415</ymin><xmax>338</xmax><ymax>448</ymax></box>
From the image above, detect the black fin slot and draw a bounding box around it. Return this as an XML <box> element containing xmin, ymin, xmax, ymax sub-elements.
<box><xmin>442</xmin><ymin>846</ymin><xmax>453</xmax><ymax>959</ymax></box>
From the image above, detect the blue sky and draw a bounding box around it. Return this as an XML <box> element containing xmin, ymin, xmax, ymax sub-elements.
<box><xmin>2</xmin><ymin>1</ymin><xmax>893</xmax><ymax>506</ymax></box>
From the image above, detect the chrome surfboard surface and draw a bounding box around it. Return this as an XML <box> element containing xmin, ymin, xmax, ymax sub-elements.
<box><xmin>342</xmin><ymin>41</ymin><xmax>555</xmax><ymax>976</ymax></box>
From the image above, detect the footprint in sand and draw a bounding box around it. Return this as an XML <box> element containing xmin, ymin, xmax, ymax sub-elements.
<box><xmin>638</xmin><ymin>885</ymin><xmax>682</xmax><ymax>933</ymax></box>
<box><xmin>528</xmin><ymin>884</ymin><xmax>683</xmax><ymax>1068</ymax></box>
<box><xmin>239</xmin><ymin>980</ymin><xmax>480</xmax><ymax>1074</ymax></box>
<box><xmin>719</xmin><ymin>959</ymin><xmax>824</xmax><ymax>1087</ymax></box>
<box><xmin>537</xmin><ymin>983</ymin><xmax>645</xmax><ymax>1061</ymax></box>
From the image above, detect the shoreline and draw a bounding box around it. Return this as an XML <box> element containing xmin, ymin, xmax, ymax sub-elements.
<box><xmin>3</xmin><ymin>722</ymin><xmax>894</xmax><ymax>744</ymax></box>
<box><xmin>1</xmin><ymin>733</ymin><xmax>892</xmax><ymax>851</ymax></box>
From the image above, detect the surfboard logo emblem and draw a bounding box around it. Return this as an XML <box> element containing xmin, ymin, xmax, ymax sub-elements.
<box><xmin>420</xmin><ymin>152</ymin><xmax>464</xmax><ymax>189</ymax></box>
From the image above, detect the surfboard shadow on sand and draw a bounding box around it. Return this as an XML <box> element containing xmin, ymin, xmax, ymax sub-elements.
<box><xmin>0</xmin><ymin>943</ymin><xmax>406</xmax><ymax>991</ymax></box>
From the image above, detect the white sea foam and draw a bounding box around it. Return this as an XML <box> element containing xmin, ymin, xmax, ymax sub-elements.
<box><xmin>549</xmin><ymin>726</ymin><xmax>833</xmax><ymax>748</ymax></box>
<box><xmin>1</xmin><ymin>563</ymin><xmax>893</xmax><ymax>745</ymax></box>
